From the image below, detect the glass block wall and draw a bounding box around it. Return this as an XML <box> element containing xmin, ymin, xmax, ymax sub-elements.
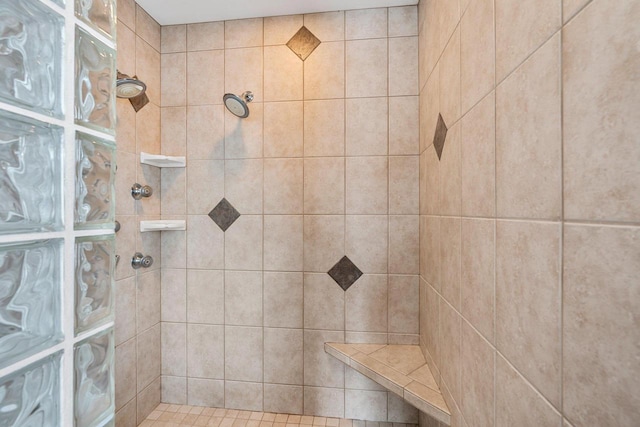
<box><xmin>0</xmin><ymin>0</ymin><xmax>117</xmax><ymax>426</ymax></box>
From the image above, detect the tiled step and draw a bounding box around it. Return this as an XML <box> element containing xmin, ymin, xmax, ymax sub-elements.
<box><xmin>324</xmin><ymin>343</ymin><xmax>450</xmax><ymax>426</ymax></box>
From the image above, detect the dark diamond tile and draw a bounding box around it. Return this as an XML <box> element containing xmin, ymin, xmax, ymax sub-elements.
<box><xmin>328</xmin><ymin>256</ymin><xmax>363</xmax><ymax>291</ymax></box>
<box><xmin>129</xmin><ymin>92</ymin><xmax>149</xmax><ymax>112</ymax></box>
<box><xmin>208</xmin><ymin>198</ymin><xmax>240</xmax><ymax>231</ymax></box>
<box><xmin>287</xmin><ymin>26</ymin><xmax>321</xmax><ymax>61</ymax></box>
<box><xmin>433</xmin><ymin>113</ymin><xmax>448</xmax><ymax>160</ymax></box>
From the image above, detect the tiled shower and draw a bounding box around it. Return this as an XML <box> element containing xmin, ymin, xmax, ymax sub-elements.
<box><xmin>0</xmin><ymin>0</ymin><xmax>637</xmax><ymax>426</ymax></box>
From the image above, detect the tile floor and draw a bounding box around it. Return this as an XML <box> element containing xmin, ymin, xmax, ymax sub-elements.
<box><xmin>140</xmin><ymin>404</ymin><xmax>418</xmax><ymax>427</ymax></box>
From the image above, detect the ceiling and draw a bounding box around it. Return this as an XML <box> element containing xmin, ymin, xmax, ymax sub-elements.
<box><xmin>135</xmin><ymin>0</ymin><xmax>418</xmax><ymax>26</ymax></box>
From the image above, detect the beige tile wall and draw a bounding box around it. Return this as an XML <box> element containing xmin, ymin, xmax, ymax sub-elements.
<box><xmin>157</xmin><ymin>6</ymin><xmax>422</xmax><ymax>422</ymax></box>
<box><xmin>417</xmin><ymin>0</ymin><xmax>640</xmax><ymax>426</ymax></box>
<box><xmin>115</xmin><ymin>0</ymin><xmax>163</xmax><ymax>425</ymax></box>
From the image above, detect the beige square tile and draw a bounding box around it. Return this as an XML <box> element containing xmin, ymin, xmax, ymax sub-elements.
<box><xmin>137</xmin><ymin>376</ymin><xmax>161</xmax><ymax>423</ymax></box>
<box><xmin>389</xmin><ymin>96</ymin><xmax>419</xmax><ymax>155</ymax></box>
<box><xmin>161</xmin><ymin>106</ymin><xmax>187</xmax><ymax>156</ymax></box>
<box><xmin>263</xmin><ymin>272</ymin><xmax>303</xmax><ymax>328</ymax></box>
<box><xmin>117</xmin><ymin>0</ymin><xmax>135</xmax><ymax>30</ymax></box>
<box><xmin>438</xmin><ymin>29</ymin><xmax>460</xmax><ymax>125</ymax></box>
<box><xmin>115</xmin><ymin>152</ymin><xmax>136</xmax><ymax>216</ymax></box>
<box><xmin>439</xmin><ymin>302</ymin><xmax>461</xmax><ymax>403</ymax></box>
<box><xmin>563</xmin><ymin>0</ymin><xmax>640</xmax><ymax>222</ymax></box>
<box><xmin>303</xmin><ymin>215</ymin><xmax>345</xmax><ymax>272</ymax></box>
<box><xmin>115</xmin><ymin>216</ymin><xmax>136</xmax><ymax>281</ymax></box>
<box><xmin>460</xmin><ymin>0</ymin><xmax>495</xmax><ymax>113</ymax></box>
<box><xmin>135</xmin><ymin>37</ymin><xmax>160</xmax><ymax>106</ymax></box>
<box><xmin>225</xmin><ymin>159</ymin><xmax>263</xmax><ymax>214</ymax></box>
<box><xmin>115</xmin><ymin>277</ymin><xmax>136</xmax><ymax>346</ymax></box>
<box><xmin>264</xmin><ymin>328</ymin><xmax>303</xmax><ymax>384</ymax></box>
<box><xmin>161</xmin><ymin>168</ymin><xmax>186</xmax><ymax>215</ymax></box>
<box><xmin>496</xmin><ymin>35</ymin><xmax>562</xmax><ymax>220</ymax></box>
<box><xmin>303</xmin><ymin>273</ymin><xmax>345</xmax><ymax>330</ymax></box>
<box><xmin>118</xmin><ymin>21</ymin><xmax>136</xmax><ymax>76</ymax></box>
<box><xmin>420</xmin><ymin>216</ymin><xmax>440</xmax><ymax>291</ymax></box>
<box><xmin>162</xmin><ymin>375</ymin><xmax>187</xmax><ymax>405</ymax></box>
<box><xmin>304</xmin><ymin>330</ymin><xmax>345</xmax><ymax>388</ymax></box>
<box><xmin>225</xmin><ymin>215</ymin><xmax>263</xmax><ymax>270</ymax></box>
<box><xmin>303</xmin><ymin>42</ymin><xmax>345</xmax><ymax>100</ymax></box>
<box><xmin>439</xmin><ymin>122</ymin><xmax>461</xmax><ymax>216</ymax></box>
<box><xmin>264</xmin><ymin>101</ymin><xmax>303</xmax><ymax>158</ymax></box>
<box><xmin>161</xmin><ymin>25</ymin><xmax>186</xmax><ymax>53</ymax></box>
<box><xmin>346</xmin><ymin>215</ymin><xmax>388</xmax><ymax>274</ymax></box>
<box><xmin>161</xmin><ymin>53</ymin><xmax>186</xmax><ymax>106</ymax></box>
<box><xmin>116</xmin><ymin>97</ymin><xmax>136</xmax><ymax>154</ymax></box>
<box><xmin>440</xmin><ymin>217</ymin><xmax>461</xmax><ymax>310</ymax></box>
<box><xmin>346</xmin><ymin>157</ymin><xmax>388</xmax><ymax>214</ymax></box>
<box><xmin>303</xmin><ymin>11</ymin><xmax>344</xmax><ymax>42</ymax></box>
<box><xmin>187</xmin><ymin>324</ymin><xmax>224</xmax><ymax>379</ymax></box>
<box><xmin>389</xmin><ymin>156</ymin><xmax>419</xmax><ymax>214</ymax></box>
<box><xmin>346</xmin><ymin>39</ymin><xmax>388</xmax><ymax>98</ymax></box>
<box><xmin>136</xmin><ymin>5</ymin><xmax>160</xmax><ymax>51</ymax></box>
<box><xmin>137</xmin><ymin>324</ymin><xmax>161</xmax><ymax>392</ymax></box>
<box><xmin>136</xmin><ymin>102</ymin><xmax>161</xmax><ymax>154</ymax></box>
<box><xmin>264</xmin><ymin>215</ymin><xmax>304</xmax><ymax>271</ymax></box>
<box><xmin>563</xmin><ymin>224</ymin><xmax>640</xmax><ymax>426</ymax></box>
<box><xmin>346</xmin><ymin>8</ymin><xmax>387</xmax><ymax>40</ymax></box>
<box><xmin>303</xmin><ymin>99</ymin><xmax>345</xmax><ymax>157</ymax></box>
<box><xmin>225</xmin><ymin>326</ymin><xmax>263</xmax><ymax>382</ymax></box>
<box><xmin>136</xmin><ymin>270</ymin><xmax>161</xmax><ymax>333</ymax></box>
<box><xmin>225</xmin><ymin>18</ymin><xmax>263</xmax><ymax>48</ymax></box>
<box><xmin>225</xmin><ymin>102</ymin><xmax>264</xmax><ymax>159</ymax></box>
<box><xmin>304</xmin><ymin>157</ymin><xmax>345</xmax><ymax>214</ymax></box>
<box><xmin>226</xmin><ymin>47</ymin><xmax>263</xmax><ymax>103</ymax></box>
<box><xmin>388</xmin><ymin>6</ymin><xmax>418</xmax><ymax>37</ymax></box>
<box><xmin>345</xmin><ymin>389</ymin><xmax>387</xmax><ymax>421</ymax></box>
<box><xmin>495</xmin><ymin>0</ymin><xmax>560</xmax><ymax>81</ymax></box>
<box><xmin>187</xmin><ymin>50</ymin><xmax>224</xmax><ymax>105</ymax></box>
<box><xmin>496</xmin><ymin>220</ymin><xmax>561</xmax><ymax>406</ymax></box>
<box><xmin>387</xmin><ymin>392</ymin><xmax>418</xmax><ymax>423</ymax></box>
<box><xmin>225</xmin><ymin>381</ymin><xmax>264</xmax><ymax>411</ymax></box>
<box><xmin>186</xmin><ymin>160</ymin><xmax>225</xmax><ymax>214</ymax></box>
<box><xmin>460</xmin><ymin>218</ymin><xmax>494</xmax><ymax>342</ymax></box>
<box><xmin>187</xmin><ymin>22</ymin><xmax>224</xmax><ymax>51</ymax></box>
<box><xmin>186</xmin><ymin>215</ymin><xmax>224</xmax><ymax>269</ymax></box>
<box><xmin>461</xmin><ymin>91</ymin><xmax>495</xmax><ymax>217</ymax></box>
<box><xmin>389</xmin><ymin>216</ymin><xmax>419</xmax><ymax>275</ymax></box>
<box><xmin>187</xmin><ymin>105</ymin><xmax>225</xmax><ymax>160</ymax></box>
<box><xmin>116</xmin><ymin>337</ymin><xmax>137</xmax><ymax>410</ymax></box>
<box><xmin>562</xmin><ymin>0</ymin><xmax>590</xmax><ymax>22</ymax></box>
<box><xmin>460</xmin><ymin>320</ymin><xmax>495</xmax><ymax>426</ymax></box>
<box><xmin>188</xmin><ymin>378</ymin><xmax>224</xmax><ymax>407</ymax></box>
<box><xmin>264</xmin><ymin>15</ymin><xmax>303</xmax><ymax>45</ymax></box>
<box><xmin>225</xmin><ymin>271</ymin><xmax>263</xmax><ymax>326</ymax></box>
<box><xmin>185</xmin><ymin>267</ymin><xmax>224</xmax><ymax>326</ymax></box>
<box><xmin>345</xmin><ymin>368</ymin><xmax>386</xmax><ymax>391</ymax></box>
<box><xmin>263</xmin><ymin>384</ymin><xmax>303</xmax><ymax>414</ymax></box>
<box><xmin>162</xmin><ymin>322</ymin><xmax>186</xmax><ymax>377</ymax></box>
<box><xmin>346</xmin><ymin>97</ymin><xmax>388</xmax><ymax>156</ymax></box>
<box><xmin>420</xmin><ymin>64</ymin><xmax>439</xmax><ymax>154</ymax></box>
<box><xmin>389</xmin><ymin>37</ymin><xmax>419</xmax><ymax>96</ymax></box>
<box><xmin>496</xmin><ymin>355</ymin><xmax>561</xmax><ymax>427</ymax></box>
<box><xmin>264</xmin><ymin>159</ymin><xmax>303</xmax><ymax>214</ymax></box>
<box><xmin>346</xmin><ymin>274</ymin><xmax>388</xmax><ymax>333</ymax></box>
<box><xmin>438</xmin><ymin>0</ymin><xmax>461</xmax><ymax>51</ymax></box>
<box><xmin>422</xmin><ymin>150</ymin><xmax>440</xmax><ymax>218</ymax></box>
<box><xmin>304</xmin><ymin>387</ymin><xmax>345</xmax><ymax>418</ymax></box>
<box><xmin>265</xmin><ymin>46</ymin><xmax>303</xmax><ymax>101</ymax></box>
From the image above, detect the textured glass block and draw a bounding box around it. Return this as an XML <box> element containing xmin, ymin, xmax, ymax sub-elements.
<box><xmin>75</xmin><ymin>132</ymin><xmax>116</xmax><ymax>229</ymax></box>
<box><xmin>0</xmin><ymin>111</ymin><xmax>63</xmax><ymax>235</ymax></box>
<box><xmin>52</xmin><ymin>0</ymin><xmax>65</xmax><ymax>6</ymax></box>
<box><xmin>74</xmin><ymin>329</ymin><xmax>114</xmax><ymax>427</ymax></box>
<box><xmin>75</xmin><ymin>235</ymin><xmax>114</xmax><ymax>334</ymax></box>
<box><xmin>0</xmin><ymin>352</ymin><xmax>61</xmax><ymax>427</ymax></box>
<box><xmin>0</xmin><ymin>0</ymin><xmax>64</xmax><ymax>117</ymax></box>
<box><xmin>75</xmin><ymin>0</ymin><xmax>115</xmax><ymax>39</ymax></box>
<box><xmin>75</xmin><ymin>27</ymin><xmax>116</xmax><ymax>134</ymax></box>
<box><xmin>0</xmin><ymin>240</ymin><xmax>63</xmax><ymax>370</ymax></box>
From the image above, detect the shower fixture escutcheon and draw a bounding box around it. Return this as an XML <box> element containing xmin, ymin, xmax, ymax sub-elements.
<box><xmin>224</xmin><ymin>91</ymin><xmax>253</xmax><ymax>118</ymax></box>
<box><xmin>131</xmin><ymin>183</ymin><xmax>153</xmax><ymax>200</ymax></box>
<box><xmin>131</xmin><ymin>252</ymin><xmax>154</xmax><ymax>269</ymax></box>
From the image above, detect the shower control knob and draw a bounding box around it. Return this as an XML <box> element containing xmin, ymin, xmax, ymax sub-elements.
<box><xmin>131</xmin><ymin>252</ymin><xmax>154</xmax><ymax>269</ymax></box>
<box><xmin>131</xmin><ymin>183</ymin><xmax>153</xmax><ymax>200</ymax></box>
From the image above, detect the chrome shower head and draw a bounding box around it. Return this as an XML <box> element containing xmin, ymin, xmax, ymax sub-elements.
<box><xmin>223</xmin><ymin>91</ymin><xmax>253</xmax><ymax>118</ymax></box>
<box><xmin>116</xmin><ymin>76</ymin><xmax>147</xmax><ymax>99</ymax></box>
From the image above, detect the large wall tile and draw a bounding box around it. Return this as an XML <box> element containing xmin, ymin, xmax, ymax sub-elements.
<box><xmin>346</xmin><ymin>97</ymin><xmax>388</xmax><ymax>156</ymax></box>
<box><xmin>187</xmin><ymin>50</ymin><xmax>224</xmax><ymax>105</ymax></box>
<box><xmin>225</xmin><ymin>271</ymin><xmax>263</xmax><ymax>326</ymax></box>
<box><xmin>264</xmin><ymin>101</ymin><xmax>304</xmax><ymax>157</ymax></box>
<box><xmin>304</xmin><ymin>42</ymin><xmax>345</xmax><ymax>99</ymax></box>
<box><xmin>346</xmin><ymin>39</ymin><xmax>388</xmax><ymax>98</ymax></box>
<box><xmin>187</xmin><ymin>324</ymin><xmax>224</xmax><ymax>379</ymax></box>
<box><xmin>303</xmin><ymin>216</ymin><xmax>345</xmax><ymax>273</ymax></box>
<box><xmin>460</xmin><ymin>321</ymin><xmax>495</xmax><ymax>427</ymax></box>
<box><xmin>346</xmin><ymin>157</ymin><xmax>389</xmax><ymax>214</ymax></box>
<box><xmin>264</xmin><ymin>158</ymin><xmax>303</xmax><ymax>214</ymax></box>
<box><xmin>304</xmin><ymin>157</ymin><xmax>345</xmax><ymax>214</ymax></box>
<box><xmin>264</xmin><ymin>272</ymin><xmax>304</xmax><ymax>328</ymax></box>
<box><xmin>345</xmin><ymin>274</ymin><xmax>388</xmax><ymax>333</ymax></box>
<box><xmin>187</xmin><ymin>22</ymin><xmax>224</xmax><ymax>51</ymax></box>
<box><xmin>264</xmin><ymin>215</ymin><xmax>304</xmax><ymax>271</ymax></box>
<box><xmin>264</xmin><ymin>45</ymin><xmax>303</xmax><ymax>101</ymax></box>
<box><xmin>264</xmin><ymin>328</ymin><xmax>304</xmax><ymax>384</ymax></box>
<box><xmin>304</xmin><ymin>99</ymin><xmax>345</xmax><ymax>157</ymax></box>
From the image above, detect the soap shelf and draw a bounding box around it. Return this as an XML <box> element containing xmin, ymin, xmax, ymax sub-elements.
<box><xmin>140</xmin><ymin>152</ymin><xmax>186</xmax><ymax>168</ymax></box>
<box><xmin>140</xmin><ymin>220</ymin><xmax>186</xmax><ymax>232</ymax></box>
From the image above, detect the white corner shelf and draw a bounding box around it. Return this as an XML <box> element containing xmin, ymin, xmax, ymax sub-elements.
<box><xmin>140</xmin><ymin>152</ymin><xmax>186</xmax><ymax>168</ymax></box>
<box><xmin>140</xmin><ymin>220</ymin><xmax>186</xmax><ymax>232</ymax></box>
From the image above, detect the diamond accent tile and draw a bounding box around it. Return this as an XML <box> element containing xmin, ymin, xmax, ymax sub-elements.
<box><xmin>328</xmin><ymin>256</ymin><xmax>363</xmax><ymax>291</ymax></box>
<box><xmin>287</xmin><ymin>26</ymin><xmax>321</xmax><ymax>61</ymax></box>
<box><xmin>433</xmin><ymin>113</ymin><xmax>448</xmax><ymax>160</ymax></box>
<box><xmin>208</xmin><ymin>198</ymin><xmax>240</xmax><ymax>231</ymax></box>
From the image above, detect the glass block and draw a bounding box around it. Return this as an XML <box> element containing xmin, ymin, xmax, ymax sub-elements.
<box><xmin>0</xmin><ymin>240</ymin><xmax>63</xmax><ymax>370</ymax></box>
<box><xmin>75</xmin><ymin>26</ymin><xmax>116</xmax><ymax>134</ymax></box>
<box><xmin>75</xmin><ymin>132</ymin><xmax>116</xmax><ymax>229</ymax></box>
<box><xmin>52</xmin><ymin>0</ymin><xmax>65</xmax><ymax>6</ymax></box>
<box><xmin>74</xmin><ymin>328</ymin><xmax>114</xmax><ymax>427</ymax></box>
<box><xmin>75</xmin><ymin>0</ymin><xmax>115</xmax><ymax>39</ymax></box>
<box><xmin>0</xmin><ymin>0</ymin><xmax>64</xmax><ymax>117</ymax></box>
<box><xmin>0</xmin><ymin>352</ymin><xmax>61</xmax><ymax>427</ymax></box>
<box><xmin>0</xmin><ymin>111</ymin><xmax>63</xmax><ymax>235</ymax></box>
<box><xmin>75</xmin><ymin>235</ymin><xmax>115</xmax><ymax>334</ymax></box>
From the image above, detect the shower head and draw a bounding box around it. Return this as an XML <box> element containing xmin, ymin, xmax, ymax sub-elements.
<box><xmin>116</xmin><ymin>76</ymin><xmax>147</xmax><ymax>99</ymax></box>
<box><xmin>224</xmin><ymin>91</ymin><xmax>254</xmax><ymax>118</ymax></box>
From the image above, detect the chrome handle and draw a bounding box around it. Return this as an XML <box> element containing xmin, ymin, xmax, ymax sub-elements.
<box><xmin>131</xmin><ymin>252</ymin><xmax>153</xmax><ymax>269</ymax></box>
<box><xmin>131</xmin><ymin>183</ymin><xmax>153</xmax><ymax>200</ymax></box>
